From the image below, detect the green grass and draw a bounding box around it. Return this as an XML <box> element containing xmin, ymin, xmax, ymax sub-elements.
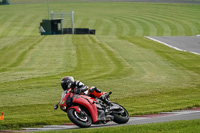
<box><xmin>8</xmin><ymin>0</ymin><xmax>200</xmax><ymax>3</ymax></box>
<box><xmin>0</xmin><ymin>1</ymin><xmax>200</xmax><ymax>130</ymax></box>
<box><xmin>37</xmin><ymin>119</ymin><xmax>200</xmax><ymax>133</ymax></box>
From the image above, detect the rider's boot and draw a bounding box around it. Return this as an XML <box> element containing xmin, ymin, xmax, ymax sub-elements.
<box><xmin>105</xmin><ymin>115</ymin><xmax>114</xmax><ymax>121</ymax></box>
<box><xmin>98</xmin><ymin>110</ymin><xmax>107</xmax><ymax>124</ymax></box>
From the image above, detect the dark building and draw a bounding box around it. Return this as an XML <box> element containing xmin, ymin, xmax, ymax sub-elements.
<box><xmin>39</xmin><ymin>19</ymin><xmax>95</xmax><ymax>35</ymax></box>
<box><xmin>0</xmin><ymin>0</ymin><xmax>10</xmax><ymax>5</ymax></box>
<box><xmin>40</xmin><ymin>19</ymin><xmax>64</xmax><ymax>35</ymax></box>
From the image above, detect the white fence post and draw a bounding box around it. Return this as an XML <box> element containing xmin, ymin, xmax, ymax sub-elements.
<box><xmin>72</xmin><ymin>11</ymin><xmax>75</xmax><ymax>34</ymax></box>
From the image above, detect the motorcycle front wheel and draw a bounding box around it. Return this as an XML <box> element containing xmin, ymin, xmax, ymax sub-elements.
<box><xmin>111</xmin><ymin>103</ymin><xmax>129</xmax><ymax>124</ymax></box>
<box><xmin>67</xmin><ymin>107</ymin><xmax>92</xmax><ymax>128</ymax></box>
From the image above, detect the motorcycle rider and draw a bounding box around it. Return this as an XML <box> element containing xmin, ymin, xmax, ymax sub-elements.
<box><xmin>53</xmin><ymin>76</ymin><xmax>113</xmax><ymax>123</ymax></box>
<box><xmin>60</xmin><ymin>76</ymin><xmax>110</xmax><ymax>105</ymax></box>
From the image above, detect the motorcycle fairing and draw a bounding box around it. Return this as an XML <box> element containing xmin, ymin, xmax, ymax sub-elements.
<box><xmin>67</xmin><ymin>106</ymin><xmax>80</xmax><ymax>113</ymax></box>
<box><xmin>60</xmin><ymin>92</ymin><xmax>98</xmax><ymax>123</ymax></box>
<box><xmin>60</xmin><ymin>92</ymin><xmax>73</xmax><ymax>107</ymax></box>
<box><xmin>72</xmin><ymin>94</ymin><xmax>98</xmax><ymax>123</ymax></box>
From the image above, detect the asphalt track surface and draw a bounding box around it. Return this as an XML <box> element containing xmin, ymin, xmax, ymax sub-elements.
<box><xmin>21</xmin><ymin>108</ymin><xmax>200</xmax><ymax>132</ymax></box>
<box><xmin>146</xmin><ymin>36</ymin><xmax>200</xmax><ymax>55</ymax></box>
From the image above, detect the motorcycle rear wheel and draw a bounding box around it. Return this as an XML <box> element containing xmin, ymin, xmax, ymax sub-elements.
<box><xmin>67</xmin><ymin>107</ymin><xmax>92</xmax><ymax>128</ymax></box>
<box><xmin>111</xmin><ymin>103</ymin><xmax>129</xmax><ymax>124</ymax></box>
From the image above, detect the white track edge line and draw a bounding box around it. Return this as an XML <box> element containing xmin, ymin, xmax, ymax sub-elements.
<box><xmin>145</xmin><ymin>36</ymin><xmax>200</xmax><ymax>56</ymax></box>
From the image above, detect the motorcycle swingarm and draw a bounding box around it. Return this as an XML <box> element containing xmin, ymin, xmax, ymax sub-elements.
<box><xmin>112</xmin><ymin>110</ymin><xmax>124</xmax><ymax>114</ymax></box>
<box><xmin>110</xmin><ymin>106</ymin><xmax>123</xmax><ymax>111</ymax></box>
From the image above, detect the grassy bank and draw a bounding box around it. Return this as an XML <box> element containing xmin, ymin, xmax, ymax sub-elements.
<box><xmin>0</xmin><ymin>1</ymin><xmax>200</xmax><ymax>130</ymax></box>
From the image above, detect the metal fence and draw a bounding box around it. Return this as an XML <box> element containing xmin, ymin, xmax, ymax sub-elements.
<box><xmin>50</xmin><ymin>11</ymin><xmax>74</xmax><ymax>34</ymax></box>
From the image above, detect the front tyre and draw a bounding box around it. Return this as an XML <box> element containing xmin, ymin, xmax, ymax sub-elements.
<box><xmin>111</xmin><ymin>103</ymin><xmax>129</xmax><ymax>124</ymax></box>
<box><xmin>67</xmin><ymin>107</ymin><xmax>92</xmax><ymax>128</ymax></box>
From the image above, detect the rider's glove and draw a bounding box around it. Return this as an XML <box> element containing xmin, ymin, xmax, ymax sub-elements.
<box><xmin>74</xmin><ymin>87</ymin><xmax>81</xmax><ymax>94</ymax></box>
<box><xmin>100</xmin><ymin>94</ymin><xmax>111</xmax><ymax>105</ymax></box>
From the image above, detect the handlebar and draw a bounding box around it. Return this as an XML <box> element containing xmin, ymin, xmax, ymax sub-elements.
<box><xmin>106</xmin><ymin>91</ymin><xmax>112</xmax><ymax>98</ymax></box>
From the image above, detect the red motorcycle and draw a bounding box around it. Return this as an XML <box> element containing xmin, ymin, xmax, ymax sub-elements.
<box><xmin>54</xmin><ymin>89</ymin><xmax>129</xmax><ymax>127</ymax></box>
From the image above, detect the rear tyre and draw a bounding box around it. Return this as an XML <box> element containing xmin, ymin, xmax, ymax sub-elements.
<box><xmin>67</xmin><ymin>107</ymin><xmax>92</xmax><ymax>128</ymax></box>
<box><xmin>112</xmin><ymin>103</ymin><xmax>129</xmax><ymax>124</ymax></box>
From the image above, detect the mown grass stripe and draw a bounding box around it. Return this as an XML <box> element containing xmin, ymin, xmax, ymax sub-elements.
<box><xmin>28</xmin><ymin>19</ymin><xmax>43</xmax><ymax>36</ymax></box>
<box><xmin>0</xmin><ymin>15</ymin><xmax>10</xmax><ymax>32</ymax></box>
<box><xmin>115</xmin><ymin>18</ymin><xmax>137</xmax><ymax>36</ymax></box>
<box><xmin>38</xmin><ymin>37</ymin><xmax>70</xmax><ymax>73</ymax></box>
<box><xmin>133</xmin><ymin>17</ymin><xmax>157</xmax><ymax>36</ymax></box>
<box><xmin>118</xmin><ymin>36</ymin><xmax>200</xmax><ymax>88</ymax></box>
<box><xmin>58</xmin><ymin>36</ymin><xmax>74</xmax><ymax>70</ymax></box>
<box><xmin>0</xmin><ymin>37</ymin><xmax>23</xmax><ymax>51</ymax></box>
<box><xmin>112</xmin><ymin>18</ymin><xmax>122</xmax><ymax>36</ymax></box>
<box><xmin>166</xmin><ymin>13</ymin><xmax>200</xmax><ymax>35</ymax></box>
<box><xmin>0</xmin><ymin>37</ymin><xmax>28</xmax><ymax>69</ymax></box>
<box><xmin>185</xmin><ymin>19</ymin><xmax>200</xmax><ymax>35</ymax></box>
<box><xmin>163</xmin><ymin>9</ymin><xmax>200</xmax><ymax>28</ymax></box>
<box><xmin>109</xmin><ymin>18</ymin><xmax>125</xmax><ymax>36</ymax></box>
<box><xmin>71</xmin><ymin>35</ymin><xmax>96</xmax><ymax>75</ymax></box>
<box><xmin>9</xmin><ymin>36</ymin><xmax>46</xmax><ymax>68</ymax></box>
<box><xmin>71</xmin><ymin>35</ymin><xmax>113</xmax><ymax>79</ymax></box>
<box><xmin>166</xmin><ymin>15</ymin><xmax>199</xmax><ymax>36</ymax></box>
<box><xmin>87</xmin><ymin>35</ymin><xmax>120</xmax><ymax>79</ymax></box>
<box><xmin>32</xmin><ymin>36</ymin><xmax>68</xmax><ymax>73</ymax></box>
<box><xmin>111</xmin><ymin>17</ymin><xmax>134</xmax><ymax>36</ymax></box>
<box><xmin>162</xmin><ymin>6</ymin><xmax>200</xmax><ymax>20</ymax></box>
<box><xmin>20</xmin><ymin>36</ymin><xmax>50</xmax><ymax>68</ymax></box>
<box><xmin>119</xmin><ymin>17</ymin><xmax>144</xmax><ymax>36</ymax></box>
<box><xmin>88</xmin><ymin>35</ymin><xmax>133</xmax><ymax>80</ymax></box>
<box><xmin>70</xmin><ymin>35</ymin><xmax>133</xmax><ymax>81</ymax></box>
<box><xmin>0</xmin><ymin>36</ymin><xmax>46</xmax><ymax>72</ymax></box>
<box><xmin>86</xmin><ymin>18</ymin><xmax>96</xmax><ymax>30</ymax></box>
<box><xmin>103</xmin><ymin>19</ymin><xmax>117</xmax><ymax>36</ymax></box>
<box><xmin>144</xmin><ymin>12</ymin><xmax>196</xmax><ymax>36</ymax></box>
<box><xmin>0</xmin><ymin>36</ymin><xmax>76</xmax><ymax>83</ymax></box>
<box><xmin>16</xmin><ymin>15</ymin><xmax>39</xmax><ymax>36</ymax></box>
<box><xmin>93</xmin><ymin>19</ymin><xmax>103</xmax><ymax>32</ymax></box>
<box><xmin>86</xmin><ymin>37</ymin><xmax>115</xmax><ymax>77</ymax></box>
<box><xmin>0</xmin><ymin>15</ymin><xmax>22</xmax><ymax>37</ymax></box>
<box><xmin>149</xmin><ymin>14</ymin><xmax>193</xmax><ymax>36</ymax></box>
<box><xmin>7</xmin><ymin>15</ymin><xmax>34</xmax><ymax>36</ymax></box>
<box><xmin>112</xmin><ymin>17</ymin><xmax>137</xmax><ymax>36</ymax></box>
<box><xmin>133</xmin><ymin>18</ymin><xmax>150</xmax><ymax>36</ymax></box>
<box><xmin>136</xmin><ymin>13</ymin><xmax>179</xmax><ymax>36</ymax></box>
<box><xmin>119</xmin><ymin>16</ymin><xmax>151</xmax><ymax>36</ymax></box>
<box><xmin>77</xmin><ymin>18</ymin><xmax>89</xmax><ymax>28</ymax></box>
<box><xmin>136</xmin><ymin>17</ymin><xmax>165</xmax><ymax>36</ymax></box>
<box><xmin>1</xmin><ymin>15</ymin><xmax>26</xmax><ymax>37</ymax></box>
<box><xmin>143</xmin><ymin>14</ymin><xmax>179</xmax><ymax>36</ymax></box>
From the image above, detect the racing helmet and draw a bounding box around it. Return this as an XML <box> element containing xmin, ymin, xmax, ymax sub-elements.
<box><xmin>61</xmin><ymin>76</ymin><xmax>74</xmax><ymax>91</ymax></box>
